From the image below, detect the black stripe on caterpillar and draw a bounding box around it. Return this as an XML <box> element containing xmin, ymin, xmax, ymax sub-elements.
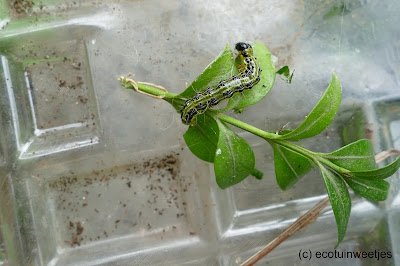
<box><xmin>181</xmin><ymin>42</ymin><xmax>261</xmax><ymax>125</ymax></box>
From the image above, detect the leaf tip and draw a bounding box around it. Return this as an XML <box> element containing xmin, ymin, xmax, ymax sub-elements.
<box><xmin>331</xmin><ymin>72</ymin><xmax>342</xmax><ymax>90</ymax></box>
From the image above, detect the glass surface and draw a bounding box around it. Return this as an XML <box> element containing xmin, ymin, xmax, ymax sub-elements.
<box><xmin>0</xmin><ymin>0</ymin><xmax>399</xmax><ymax>265</ymax></box>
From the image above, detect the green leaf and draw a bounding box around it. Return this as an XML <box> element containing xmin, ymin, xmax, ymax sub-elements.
<box><xmin>276</xmin><ymin>66</ymin><xmax>294</xmax><ymax>84</ymax></box>
<box><xmin>177</xmin><ymin>43</ymin><xmax>235</xmax><ymax>99</ymax></box>
<box><xmin>277</xmin><ymin>73</ymin><xmax>342</xmax><ymax>141</ymax></box>
<box><xmin>270</xmin><ymin>143</ymin><xmax>314</xmax><ymax>190</ymax></box>
<box><xmin>225</xmin><ymin>42</ymin><xmax>276</xmax><ymax>111</ymax></box>
<box><xmin>344</xmin><ymin>177</ymin><xmax>389</xmax><ymax>202</ymax></box>
<box><xmin>319</xmin><ymin>164</ymin><xmax>351</xmax><ymax>248</ymax></box>
<box><xmin>339</xmin><ymin>108</ymin><xmax>369</xmax><ymax>145</ymax></box>
<box><xmin>346</xmin><ymin>156</ymin><xmax>400</xmax><ymax>180</ymax></box>
<box><xmin>183</xmin><ymin>115</ymin><xmax>219</xmax><ymax>163</ymax></box>
<box><xmin>322</xmin><ymin>139</ymin><xmax>376</xmax><ymax>171</ymax></box>
<box><xmin>214</xmin><ymin>119</ymin><xmax>255</xmax><ymax>189</ymax></box>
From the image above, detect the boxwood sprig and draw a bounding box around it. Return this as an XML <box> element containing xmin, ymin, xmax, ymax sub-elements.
<box><xmin>120</xmin><ymin>42</ymin><xmax>400</xmax><ymax>247</ymax></box>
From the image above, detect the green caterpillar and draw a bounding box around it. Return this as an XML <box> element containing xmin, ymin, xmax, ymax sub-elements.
<box><xmin>181</xmin><ymin>42</ymin><xmax>261</xmax><ymax>125</ymax></box>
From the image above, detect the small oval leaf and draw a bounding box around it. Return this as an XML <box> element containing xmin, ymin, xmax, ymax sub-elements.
<box><xmin>276</xmin><ymin>65</ymin><xmax>294</xmax><ymax>84</ymax></box>
<box><xmin>271</xmin><ymin>143</ymin><xmax>314</xmax><ymax>190</ymax></box>
<box><xmin>322</xmin><ymin>139</ymin><xmax>376</xmax><ymax>171</ymax></box>
<box><xmin>319</xmin><ymin>164</ymin><xmax>351</xmax><ymax>248</ymax></box>
<box><xmin>347</xmin><ymin>156</ymin><xmax>400</xmax><ymax>180</ymax></box>
<box><xmin>183</xmin><ymin>115</ymin><xmax>219</xmax><ymax>163</ymax></box>
<box><xmin>214</xmin><ymin>120</ymin><xmax>255</xmax><ymax>189</ymax></box>
<box><xmin>344</xmin><ymin>177</ymin><xmax>389</xmax><ymax>202</ymax></box>
<box><xmin>278</xmin><ymin>73</ymin><xmax>342</xmax><ymax>141</ymax></box>
<box><xmin>177</xmin><ymin>44</ymin><xmax>235</xmax><ymax>99</ymax></box>
<box><xmin>226</xmin><ymin>42</ymin><xmax>276</xmax><ymax>111</ymax></box>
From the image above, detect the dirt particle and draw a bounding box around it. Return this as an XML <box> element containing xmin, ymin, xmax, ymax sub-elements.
<box><xmin>76</xmin><ymin>222</ymin><xmax>84</xmax><ymax>235</ymax></box>
<box><xmin>77</xmin><ymin>95</ymin><xmax>88</xmax><ymax>104</ymax></box>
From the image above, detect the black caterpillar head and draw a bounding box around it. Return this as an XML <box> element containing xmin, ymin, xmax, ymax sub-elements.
<box><xmin>235</xmin><ymin>42</ymin><xmax>252</xmax><ymax>51</ymax></box>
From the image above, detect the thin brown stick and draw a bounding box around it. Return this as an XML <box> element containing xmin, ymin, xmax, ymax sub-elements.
<box><xmin>240</xmin><ymin>197</ymin><xmax>330</xmax><ymax>266</ymax></box>
<box><xmin>375</xmin><ymin>149</ymin><xmax>400</xmax><ymax>163</ymax></box>
<box><xmin>240</xmin><ymin>149</ymin><xmax>400</xmax><ymax>266</ymax></box>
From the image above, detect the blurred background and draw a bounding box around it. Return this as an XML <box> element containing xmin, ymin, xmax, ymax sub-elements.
<box><xmin>0</xmin><ymin>0</ymin><xmax>399</xmax><ymax>265</ymax></box>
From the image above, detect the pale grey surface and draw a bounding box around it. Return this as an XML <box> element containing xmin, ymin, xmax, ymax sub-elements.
<box><xmin>0</xmin><ymin>0</ymin><xmax>399</xmax><ymax>265</ymax></box>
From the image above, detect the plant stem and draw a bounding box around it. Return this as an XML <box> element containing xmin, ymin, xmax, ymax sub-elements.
<box><xmin>124</xmin><ymin>80</ymin><xmax>350</xmax><ymax>175</ymax></box>
<box><xmin>122</xmin><ymin>79</ymin><xmax>178</xmax><ymax>98</ymax></box>
<box><xmin>136</xmin><ymin>83</ymin><xmax>179</xmax><ymax>98</ymax></box>
<box><xmin>251</xmin><ymin>168</ymin><xmax>264</xmax><ymax>180</ymax></box>
<box><xmin>273</xmin><ymin>140</ymin><xmax>350</xmax><ymax>174</ymax></box>
<box><xmin>218</xmin><ymin>113</ymin><xmax>351</xmax><ymax>174</ymax></box>
<box><xmin>217</xmin><ymin>114</ymin><xmax>280</xmax><ymax>140</ymax></box>
<box><xmin>121</xmin><ymin>78</ymin><xmax>186</xmax><ymax>108</ymax></box>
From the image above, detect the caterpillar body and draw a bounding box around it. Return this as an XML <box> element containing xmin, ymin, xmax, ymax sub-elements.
<box><xmin>181</xmin><ymin>42</ymin><xmax>261</xmax><ymax>125</ymax></box>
